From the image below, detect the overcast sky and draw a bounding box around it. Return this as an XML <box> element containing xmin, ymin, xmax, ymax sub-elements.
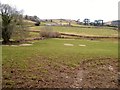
<box><xmin>0</xmin><ymin>0</ymin><xmax>119</xmax><ymax>22</ymax></box>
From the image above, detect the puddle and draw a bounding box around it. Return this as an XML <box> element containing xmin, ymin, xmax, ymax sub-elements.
<box><xmin>3</xmin><ymin>43</ymin><xmax>33</xmax><ymax>47</ymax></box>
<box><xmin>19</xmin><ymin>44</ymin><xmax>32</xmax><ymax>46</ymax></box>
<box><xmin>64</xmin><ymin>43</ymin><xmax>74</xmax><ymax>46</ymax></box>
<box><xmin>79</xmin><ymin>44</ymin><xmax>86</xmax><ymax>47</ymax></box>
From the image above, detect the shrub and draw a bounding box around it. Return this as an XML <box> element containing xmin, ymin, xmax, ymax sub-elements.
<box><xmin>40</xmin><ymin>26</ymin><xmax>61</xmax><ymax>38</ymax></box>
<box><xmin>35</xmin><ymin>22</ymin><xmax>40</xmax><ymax>26</ymax></box>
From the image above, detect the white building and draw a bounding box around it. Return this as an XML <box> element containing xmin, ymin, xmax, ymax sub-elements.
<box><xmin>111</xmin><ymin>20</ymin><xmax>120</xmax><ymax>26</ymax></box>
<box><xmin>105</xmin><ymin>20</ymin><xmax>120</xmax><ymax>27</ymax></box>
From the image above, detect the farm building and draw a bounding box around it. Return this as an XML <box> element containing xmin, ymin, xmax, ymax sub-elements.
<box><xmin>105</xmin><ymin>20</ymin><xmax>120</xmax><ymax>27</ymax></box>
<box><xmin>111</xmin><ymin>20</ymin><xmax>120</xmax><ymax>26</ymax></box>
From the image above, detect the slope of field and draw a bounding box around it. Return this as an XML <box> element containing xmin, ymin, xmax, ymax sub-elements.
<box><xmin>2</xmin><ymin>39</ymin><xmax>118</xmax><ymax>88</ymax></box>
<box><xmin>2</xmin><ymin>21</ymin><xmax>119</xmax><ymax>88</ymax></box>
<box><xmin>29</xmin><ymin>26</ymin><xmax>118</xmax><ymax>37</ymax></box>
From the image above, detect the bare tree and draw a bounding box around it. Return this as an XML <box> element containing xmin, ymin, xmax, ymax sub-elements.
<box><xmin>0</xmin><ymin>3</ymin><xmax>28</xmax><ymax>44</ymax></box>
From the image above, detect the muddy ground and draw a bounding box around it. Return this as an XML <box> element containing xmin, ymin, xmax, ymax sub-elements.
<box><xmin>2</xmin><ymin>57</ymin><xmax>119</xmax><ymax>89</ymax></box>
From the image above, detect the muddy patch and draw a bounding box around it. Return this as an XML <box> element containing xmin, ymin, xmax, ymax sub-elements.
<box><xmin>71</xmin><ymin>69</ymin><xmax>83</xmax><ymax>88</ymax></box>
<box><xmin>2</xmin><ymin>57</ymin><xmax>118</xmax><ymax>88</ymax></box>
<box><xmin>79</xmin><ymin>58</ymin><xmax>118</xmax><ymax>88</ymax></box>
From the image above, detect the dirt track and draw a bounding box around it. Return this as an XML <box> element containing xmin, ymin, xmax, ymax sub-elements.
<box><xmin>60</xmin><ymin>33</ymin><xmax>118</xmax><ymax>39</ymax></box>
<box><xmin>72</xmin><ymin>57</ymin><xmax>118</xmax><ymax>88</ymax></box>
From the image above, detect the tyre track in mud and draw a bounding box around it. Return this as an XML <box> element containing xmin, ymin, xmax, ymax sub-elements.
<box><xmin>2</xmin><ymin>57</ymin><xmax>118</xmax><ymax>88</ymax></box>
<box><xmin>71</xmin><ymin>57</ymin><xmax>118</xmax><ymax>88</ymax></box>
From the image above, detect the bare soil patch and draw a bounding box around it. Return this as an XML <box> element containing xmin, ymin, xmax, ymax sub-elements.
<box><xmin>76</xmin><ymin>57</ymin><xmax>118</xmax><ymax>88</ymax></box>
<box><xmin>2</xmin><ymin>57</ymin><xmax>119</xmax><ymax>88</ymax></box>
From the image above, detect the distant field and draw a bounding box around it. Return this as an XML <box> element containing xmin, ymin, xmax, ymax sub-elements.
<box><xmin>29</xmin><ymin>26</ymin><xmax>118</xmax><ymax>37</ymax></box>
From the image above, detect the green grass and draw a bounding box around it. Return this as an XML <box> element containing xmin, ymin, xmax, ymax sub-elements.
<box><xmin>24</xmin><ymin>20</ymin><xmax>35</xmax><ymax>27</ymax></box>
<box><xmin>29</xmin><ymin>26</ymin><xmax>118</xmax><ymax>37</ymax></box>
<box><xmin>2</xmin><ymin>38</ymin><xmax>118</xmax><ymax>68</ymax></box>
<box><xmin>28</xmin><ymin>32</ymin><xmax>40</xmax><ymax>38</ymax></box>
<box><xmin>2</xmin><ymin>20</ymin><xmax>118</xmax><ymax>88</ymax></box>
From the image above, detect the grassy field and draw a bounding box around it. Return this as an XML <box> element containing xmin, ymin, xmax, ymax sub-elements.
<box><xmin>2</xmin><ymin>24</ymin><xmax>119</xmax><ymax>88</ymax></box>
<box><xmin>2</xmin><ymin>38</ymin><xmax>118</xmax><ymax>68</ymax></box>
<box><xmin>29</xmin><ymin>26</ymin><xmax>118</xmax><ymax>37</ymax></box>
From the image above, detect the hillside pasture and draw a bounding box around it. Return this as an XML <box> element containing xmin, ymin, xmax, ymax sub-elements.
<box><xmin>29</xmin><ymin>26</ymin><xmax>118</xmax><ymax>37</ymax></box>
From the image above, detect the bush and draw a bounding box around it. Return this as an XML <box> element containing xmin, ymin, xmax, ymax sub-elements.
<box><xmin>40</xmin><ymin>26</ymin><xmax>61</xmax><ymax>38</ymax></box>
<box><xmin>35</xmin><ymin>22</ymin><xmax>40</xmax><ymax>26</ymax></box>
